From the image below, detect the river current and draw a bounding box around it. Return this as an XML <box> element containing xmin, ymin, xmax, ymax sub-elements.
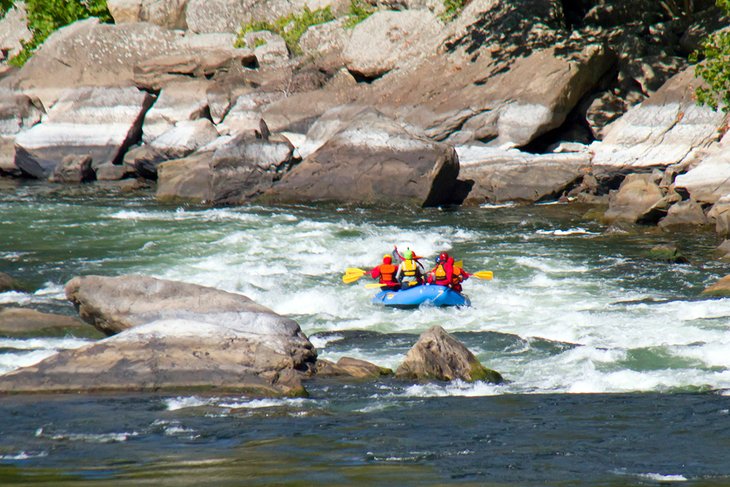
<box><xmin>1</xmin><ymin>180</ymin><xmax>730</xmax><ymax>485</ymax></box>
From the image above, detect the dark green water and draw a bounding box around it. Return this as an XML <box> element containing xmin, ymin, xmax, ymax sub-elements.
<box><xmin>1</xmin><ymin>180</ymin><xmax>730</xmax><ymax>484</ymax></box>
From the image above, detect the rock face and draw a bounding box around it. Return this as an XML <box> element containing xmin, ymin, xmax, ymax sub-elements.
<box><xmin>0</xmin><ymin>2</ymin><xmax>32</xmax><ymax>59</ymax></box>
<box><xmin>141</xmin><ymin>80</ymin><xmax>211</xmax><ymax>143</ymax></box>
<box><xmin>265</xmin><ymin>106</ymin><xmax>462</xmax><ymax>207</ymax></box>
<box><xmin>591</xmin><ymin>68</ymin><xmax>727</xmax><ymax>174</ymax></box>
<box><xmin>674</xmin><ymin>132</ymin><xmax>730</xmax><ymax>205</ymax></box>
<box><xmin>0</xmin><ymin>89</ymin><xmax>44</xmax><ymax>175</ymax></box>
<box><xmin>107</xmin><ymin>0</ymin><xmax>190</xmax><ymax>29</ymax></box>
<box><xmin>395</xmin><ymin>326</ymin><xmax>503</xmax><ymax>383</ymax></box>
<box><xmin>15</xmin><ymin>87</ymin><xmax>152</xmax><ymax>179</ymax></box>
<box><xmin>2</xmin><ymin>19</ymin><xmax>180</xmax><ymax>107</ymax></box>
<box><xmin>0</xmin><ymin>307</ymin><xmax>101</xmax><ymax>338</ymax></box>
<box><xmin>343</xmin><ymin>10</ymin><xmax>442</xmax><ymax>79</ymax></box>
<box><xmin>210</xmin><ymin>132</ymin><xmax>296</xmax><ymax>204</ymax></box>
<box><xmin>459</xmin><ymin>147</ymin><xmax>591</xmax><ymax>204</ymax></box>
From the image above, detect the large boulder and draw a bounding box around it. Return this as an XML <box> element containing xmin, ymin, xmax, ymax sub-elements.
<box><xmin>0</xmin><ymin>307</ymin><xmax>102</xmax><ymax>339</ymax></box>
<box><xmin>48</xmin><ymin>154</ymin><xmax>95</xmax><ymax>183</ymax></box>
<box><xmin>0</xmin><ymin>318</ymin><xmax>309</xmax><ymax>396</ymax></box>
<box><xmin>156</xmin><ymin>150</ymin><xmax>214</xmax><ymax>204</ymax></box>
<box><xmin>702</xmin><ymin>275</ymin><xmax>730</xmax><ymax>297</ymax></box>
<box><xmin>591</xmin><ymin>68</ymin><xmax>728</xmax><ymax>175</ymax></box>
<box><xmin>343</xmin><ymin>10</ymin><xmax>443</xmax><ymax>79</ymax></box>
<box><xmin>459</xmin><ymin>146</ymin><xmax>591</xmax><ymax>204</ymax></box>
<box><xmin>218</xmin><ymin>91</ymin><xmax>285</xmax><ymax>136</ymax></box>
<box><xmin>210</xmin><ymin>131</ymin><xmax>296</xmax><ymax>204</ymax></box>
<box><xmin>395</xmin><ymin>326</ymin><xmax>503</xmax><ymax>383</ymax></box>
<box><xmin>1</xmin><ymin>19</ymin><xmax>181</xmax><ymax>107</ymax></box>
<box><xmin>107</xmin><ymin>0</ymin><xmax>190</xmax><ymax>29</ymax></box>
<box><xmin>24</xmin><ymin>274</ymin><xmax>318</xmax><ymax>396</ymax></box>
<box><xmin>603</xmin><ymin>173</ymin><xmax>667</xmax><ymax>224</ymax></box>
<box><xmin>14</xmin><ymin>86</ymin><xmax>152</xmax><ymax>179</ymax></box>
<box><xmin>264</xmin><ymin>106</ymin><xmax>461</xmax><ymax>206</ymax></box>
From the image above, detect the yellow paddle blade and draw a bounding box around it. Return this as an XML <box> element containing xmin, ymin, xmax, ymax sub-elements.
<box><xmin>454</xmin><ymin>260</ymin><xmax>463</xmax><ymax>268</ymax></box>
<box><xmin>344</xmin><ymin>267</ymin><xmax>366</xmax><ymax>276</ymax></box>
<box><xmin>365</xmin><ymin>282</ymin><xmax>386</xmax><ymax>289</ymax></box>
<box><xmin>343</xmin><ymin>273</ymin><xmax>365</xmax><ymax>284</ymax></box>
<box><xmin>473</xmin><ymin>270</ymin><xmax>493</xmax><ymax>280</ymax></box>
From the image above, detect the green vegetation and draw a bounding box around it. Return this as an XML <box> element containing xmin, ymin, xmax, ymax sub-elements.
<box><xmin>1</xmin><ymin>0</ymin><xmax>14</xmax><ymax>18</ymax></box>
<box><xmin>343</xmin><ymin>0</ymin><xmax>375</xmax><ymax>28</ymax></box>
<box><xmin>9</xmin><ymin>0</ymin><xmax>112</xmax><ymax>67</ymax></box>
<box><xmin>234</xmin><ymin>6</ymin><xmax>334</xmax><ymax>55</ymax></box>
<box><xmin>691</xmin><ymin>0</ymin><xmax>730</xmax><ymax>111</ymax></box>
<box><xmin>439</xmin><ymin>0</ymin><xmax>466</xmax><ymax>22</ymax></box>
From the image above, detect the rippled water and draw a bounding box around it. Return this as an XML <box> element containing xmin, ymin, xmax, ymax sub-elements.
<box><xmin>1</xmin><ymin>180</ymin><xmax>730</xmax><ymax>484</ymax></box>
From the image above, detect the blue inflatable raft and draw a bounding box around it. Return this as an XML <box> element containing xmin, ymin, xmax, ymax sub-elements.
<box><xmin>372</xmin><ymin>284</ymin><xmax>470</xmax><ymax>308</ymax></box>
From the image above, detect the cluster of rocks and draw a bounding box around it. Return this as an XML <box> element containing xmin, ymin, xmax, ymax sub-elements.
<box><xmin>0</xmin><ymin>274</ymin><xmax>503</xmax><ymax>396</ymax></box>
<box><xmin>0</xmin><ymin>0</ymin><xmax>727</xmax><ymax>216</ymax></box>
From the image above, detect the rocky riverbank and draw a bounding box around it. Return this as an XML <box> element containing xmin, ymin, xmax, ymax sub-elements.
<box><xmin>1</xmin><ymin>0</ymin><xmax>729</xmax><ymax>237</ymax></box>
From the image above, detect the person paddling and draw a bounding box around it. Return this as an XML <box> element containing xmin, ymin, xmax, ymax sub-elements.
<box><xmin>369</xmin><ymin>255</ymin><xmax>399</xmax><ymax>290</ymax></box>
<box><xmin>428</xmin><ymin>251</ymin><xmax>469</xmax><ymax>292</ymax></box>
<box><xmin>396</xmin><ymin>249</ymin><xmax>424</xmax><ymax>288</ymax></box>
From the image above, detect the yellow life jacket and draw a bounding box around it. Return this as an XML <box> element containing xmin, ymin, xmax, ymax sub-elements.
<box><xmin>434</xmin><ymin>263</ymin><xmax>446</xmax><ymax>280</ymax></box>
<box><xmin>402</xmin><ymin>259</ymin><xmax>417</xmax><ymax>277</ymax></box>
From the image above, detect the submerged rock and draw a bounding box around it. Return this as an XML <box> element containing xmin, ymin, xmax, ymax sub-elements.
<box><xmin>0</xmin><ymin>272</ymin><xmax>23</xmax><ymax>293</ymax></box>
<box><xmin>0</xmin><ymin>307</ymin><xmax>102</xmax><ymax>339</ymax></box>
<box><xmin>646</xmin><ymin>244</ymin><xmax>688</xmax><ymax>264</ymax></box>
<box><xmin>315</xmin><ymin>357</ymin><xmax>393</xmax><ymax>379</ymax></box>
<box><xmin>395</xmin><ymin>326</ymin><xmax>503</xmax><ymax>383</ymax></box>
<box><xmin>702</xmin><ymin>275</ymin><xmax>730</xmax><ymax>297</ymax></box>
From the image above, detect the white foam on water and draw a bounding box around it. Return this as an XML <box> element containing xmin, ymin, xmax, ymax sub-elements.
<box><xmin>0</xmin><ymin>451</ymin><xmax>48</xmax><ymax>460</ymax></box>
<box><xmin>636</xmin><ymin>473</ymin><xmax>688</xmax><ymax>482</ymax></box>
<box><xmin>164</xmin><ymin>396</ymin><xmax>215</xmax><ymax>411</ymax></box>
<box><xmin>536</xmin><ymin>227</ymin><xmax>599</xmax><ymax>236</ymax></box>
<box><xmin>402</xmin><ymin>380</ymin><xmax>504</xmax><ymax>398</ymax></box>
<box><xmin>0</xmin><ymin>337</ymin><xmax>93</xmax><ymax>374</ymax></box>
<box><xmin>36</xmin><ymin>427</ymin><xmax>138</xmax><ymax>443</ymax></box>
<box><xmin>217</xmin><ymin>397</ymin><xmax>309</xmax><ymax>409</ymax></box>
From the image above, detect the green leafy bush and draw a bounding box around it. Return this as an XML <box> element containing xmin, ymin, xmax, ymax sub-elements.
<box><xmin>1</xmin><ymin>0</ymin><xmax>14</xmax><ymax>18</ymax></box>
<box><xmin>9</xmin><ymin>0</ymin><xmax>112</xmax><ymax>67</ymax></box>
<box><xmin>235</xmin><ymin>6</ymin><xmax>334</xmax><ymax>55</ymax></box>
<box><xmin>691</xmin><ymin>0</ymin><xmax>730</xmax><ymax>111</ymax></box>
<box><xmin>439</xmin><ymin>0</ymin><xmax>466</xmax><ymax>22</ymax></box>
<box><xmin>343</xmin><ymin>0</ymin><xmax>374</xmax><ymax>28</ymax></box>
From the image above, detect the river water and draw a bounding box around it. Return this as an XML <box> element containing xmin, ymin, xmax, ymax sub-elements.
<box><xmin>1</xmin><ymin>180</ymin><xmax>730</xmax><ymax>485</ymax></box>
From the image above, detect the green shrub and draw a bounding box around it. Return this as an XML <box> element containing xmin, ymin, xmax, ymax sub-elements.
<box><xmin>439</xmin><ymin>0</ymin><xmax>466</xmax><ymax>22</ymax></box>
<box><xmin>343</xmin><ymin>0</ymin><xmax>374</xmax><ymax>28</ymax></box>
<box><xmin>235</xmin><ymin>6</ymin><xmax>334</xmax><ymax>55</ymax></box>
<box><xmin>9</xmin><ymin>0</ymin><xmax>112</xmax><ymax>67</ymax></box>
<box><xmin>691</xmin><ymin>0</ymin><xmax>730</xmax><ymax>112</ymax></box>
<box><xmin>1</xmin><ymin>0</ymin><xmax>14</xmax><ymax>18</ymax></box>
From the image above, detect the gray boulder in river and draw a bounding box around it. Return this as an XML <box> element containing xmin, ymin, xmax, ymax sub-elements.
<box><xmin>0</xmin><ymin>275</ymin><xmax>318</xmax><ymax>396</ymax></box>
<box><xmin>396</xmin><ymin>325</ymin><xmax>503</xmax><ymax>384</ymax></box>
<box><xmin>265</xmin><ymin>106</ymin><xmax>464</xmax><ymax>207</ymax></box>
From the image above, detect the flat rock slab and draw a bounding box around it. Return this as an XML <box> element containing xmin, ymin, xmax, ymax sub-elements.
<box><xmin>0</xmin><ymin>318</ymin><xmax>308</xmax><ymax>396</ymax></box>
<box><xmin>0</xmin><ymin>307</ymin><xmax>102</xmax><ymax>339</ymax></box>
<box><xmin>15</xmin><ymin>87</ymin><xmax>152</xmax><ymax>179</ymax></box>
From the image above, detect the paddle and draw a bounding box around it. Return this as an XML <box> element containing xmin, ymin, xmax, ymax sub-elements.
<box><xmin>472</xmin><ymin>271</ymin><xmax>493</xmax><ymax>280</ymax></box>
<box><xmin>365</xmin><ymin>282</ymin><xmax>388</xmax><ymax>289</ymax></box>
<box><xmin>342</xmin><ymin>267</ymin><xmax>367</xmax><ymax>284</ymax></box>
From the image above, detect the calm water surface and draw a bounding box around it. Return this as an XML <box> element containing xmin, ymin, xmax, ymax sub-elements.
<box><xmin>1</xmin><ymin>180</ymin><xmax>729</xmax><ymax>485</ymax></box>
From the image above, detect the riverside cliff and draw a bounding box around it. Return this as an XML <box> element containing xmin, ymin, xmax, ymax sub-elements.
<box><xmin>1</xmin><ymin>0</ymin><xmax>729</xmax><ymax>236</ymax></box>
